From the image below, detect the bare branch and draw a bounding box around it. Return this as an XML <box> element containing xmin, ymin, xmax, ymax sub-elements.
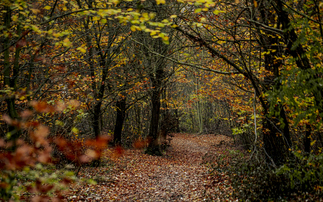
<box><xmin>131</xmin><ymin>38</ymin><xmax>240</xmax><ymax>75</ymax></box>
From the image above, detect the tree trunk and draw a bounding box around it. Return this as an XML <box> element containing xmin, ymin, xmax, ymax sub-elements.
<box><xmin>275</xmin><ymin>0</ymin><xmax>323</xmax><ymax>147</ymax></box>
<box><xmin>113</xmin><ymin>97</ymin><xmax>126</xmax><ymax>146</ymax></box>
<box><xmin>304</xmin><ymin>124</ymin><xmax>311</xmax><ymax>153</ymax></box>
<box><xmin>252</xmin><ymin>0</ymin><xmax>292</xmax><ymax>166</ymax></box>
<box><xmin>3</xmin><ymin>6</ymin><xmax>20</xmax><ymax>140</ymax></box>
<box><xmin>262</xmin><ymin>112</ymin><xmax>290</xmax><ymax>167</ymax></box>
<box><xmin>92</xmin><ymin>102</ymin><xmax>102</xmax><ymax>138</ymax></box>
<box><xmin>174</xmin><ymin>109</ymin><xmax>180</xmax><ymax>133</ymax></box>
<box><xmin>145</xmin><ymin>89</ymin><xmax>162</xmax><ymax>156</ymax></box>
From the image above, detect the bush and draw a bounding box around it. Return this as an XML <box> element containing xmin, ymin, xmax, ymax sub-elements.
<box><xmin>204</xmin><ymin>149</ymin><xmax>323</xmax><ymax>201</ymax></box>
<box><xmin>276</xmin><ymin>151</ymin><xmax>323</xmax><ymax>198</ymax></box>
<box><xmin>0</xmin><ymin>101</ymin><xmax>109</xmax><ymax>200</ymax></box>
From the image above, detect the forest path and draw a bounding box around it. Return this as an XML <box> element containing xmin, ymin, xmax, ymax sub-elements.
<box><xmin>67</xmin><ymin>133</ymin><xmax>234</xmax><ymax>201</ymax></box>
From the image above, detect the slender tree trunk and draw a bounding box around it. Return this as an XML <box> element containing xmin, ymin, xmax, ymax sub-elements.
<box><xmin>3</xmin><ymin>6</ymin><xmax>20</xmax><ymax>139</ymax></box>
<box><xmin>196</xmin><ymin>77</ymin><xmax>203</xmax><ymax>134</ymax></box>
<box><xmin>304</xmin><ymin>124</ymin><xmax>311</xmax><ymax>153</ymax></box>
<box><xmin>174</xmin><ymin>109</ymin><xmax>179</xmax><ymax>133</ymax></box>
<box><xmin>92</xmin><ymin>102</ymin><xmax>102</xmax><ymax>138</ymax></box>
<box><xmin>113</xmin><ymin>96</ymin><xmax>126</xmax><ymax>146</ymax></box>
<box><xmin>160</xmin><ymin>88</ymin><xmax>167</xmax><ymax>145</ymax></box>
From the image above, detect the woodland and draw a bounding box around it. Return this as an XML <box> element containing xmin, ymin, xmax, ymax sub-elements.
<box><xmin>1</xmin><ymin>0</ymin><xmax>323</xmax><ymax>201</ymax></box>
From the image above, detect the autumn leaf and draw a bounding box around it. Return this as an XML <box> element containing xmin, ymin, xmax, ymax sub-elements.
<box><xmin>156</xmin><ymin>0</ymin><xmax>165</xmax><ymax>5</ymax></box>
<box><xmin>71</xmin><ymin>127</ymin><xmax>79</xmax><ymax>134</ymax></box>
<box><xmin>55</xmin><ymin>101</ymin><xmax>67</xmax><ymax>112</ymax></box>
<box><xmin>16</xmin><ymin>39</ymin><xmax>27</xmax><ymax>48</ymax></box>
<box><xmin>30</xmin><ymin>101</ymin><xmax>55</xmax><ymax>113</ymax></box>
<box><xmin>253</xmin><ymin>0</ymin><xmax>258</xmax><ymax>7</ymax></box>
<box><xmin>77</xmin><ymin>46</ymin><xmax>87</xmax><ymax>53</ymax></box>
<box><xmin>67</xmin><ymin>99</ymin><xmax>80</xmax><ymax>108</ymax></box>
<box><xmin>85</xmin><ymin>136</ymin><xmax>110</xmax><ymax>149</ymax></box>
<box><xmin>2</xmin><ymin>114</ymin><xmax>13</xmax><ymax>125</ymax></box>
<box><xmin>0</xmin><ymin>139</ymin><xmax>5</xmax><ymax>147</ymax></box>
<box><xmin>80</xmin><ymin>154</ymin><xmax>92</xmax><ymax>163</ymax></box>
<box><xmin>111</xmin><ymin>146</ymin><xmax>124</xmax><ymax>158</ymax></box>
<box><xmin>63</xmin><ymin>38</ymin><xmax>72</xmax><ymax>47</ymax></box>
<box><xmin>34</xmin><ymin>125</ymin><xmax>49</xmax><ymax>137</ymax></box>
<box><xmin>38</xmin><ymin>150</ymin><xmax>52</xmax><ymax>163</ymax></box>
<box><xmin>20</xmin><ymin>110</ymin><xmax>33</xmax><ymax>119</ymax></box>
<box><xmin>31</xmin><ymin>125</ymin><xmax>50</xmax><ymax>147</ymax></box>
<box><xmin>133</xmin><ymin>139</ymin><xmax>148</xmax><ymax>149</ymax></box>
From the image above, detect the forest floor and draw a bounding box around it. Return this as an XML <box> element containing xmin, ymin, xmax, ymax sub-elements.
<box><xmin>66</xmin><ymin>133</ymin><xmax>237</xmax><ymax>201</ymax></box>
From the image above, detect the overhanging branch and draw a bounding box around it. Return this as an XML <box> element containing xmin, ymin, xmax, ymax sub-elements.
<box><xmin>175</xmin><ymin>27</ymin><xmax>246</xmax><ymax>75</ymax></box>
<box><xmin>131</xmin><ymin>38</ymin><xmax>240</xmax><ymax>75</ymax></box>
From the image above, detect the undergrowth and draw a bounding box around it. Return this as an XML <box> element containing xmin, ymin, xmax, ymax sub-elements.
<box><xmin>204</xmin><ymin>149</ymin><xmax>323</xmax><ymax>201</ymax></box>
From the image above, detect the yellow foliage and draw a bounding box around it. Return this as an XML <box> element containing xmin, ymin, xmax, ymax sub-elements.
<box><xmin>156</xmin><ymin>0</ymin><xmax>165</xmax><ymax>5</ymax></box>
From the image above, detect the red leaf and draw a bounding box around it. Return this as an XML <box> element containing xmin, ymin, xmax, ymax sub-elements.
<box><xmin>61</xmin><ymin>177</ymin><xmax>74</xmax><ymax>185</ymax></box>
<box><xmin>133</xmin><ymin>139</ymin><xmax>148</xmax><ymax>149</ymax></box>
<box><xmin>0</xmin><ymin>139</ymin><xmax>5</xmax><ymax>147</ymax></box>
<box><xmin>2</xmin><ymin>114</ymin><xmax>12</xmax><ymax>125</ymax></box>
<box><xmin>16</xmin><ymin>39</ymin><xmax>27</xmax><ymax>48</ymax></box>
<box><xmin>0</xmin><ymin>182</ymin><xmax>9</xmax><ymax>189</ymax></box>
<box><xmin>80</xmin><ymin>154</ymin><xmax>92</xmax><ymax>163</ymax></box>
<box><xmin>20</xmin><ymin>110</ymin><xmax>33</xmax><ymax>119</ymax></box>
<box><xmin>85</xmin><ymin>135</ymin><xmax>109</xmax><ymax>149</ymax></box>
<box><xmin>34</xmin><ymin>57</ymin><xmax>45</xmax><ymax>62</ymax></box>
<box><xmin>113</xmin><ymin>146</ymin><xmax>124</xmax><ymax>158</ymax></box>
<box><xmin>30</xmin><ymin>101</ymin><xmax>55</xmax><ymax>113</ymax></box>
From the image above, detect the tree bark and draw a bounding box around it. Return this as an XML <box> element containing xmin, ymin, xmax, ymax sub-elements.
<box><xmin>113</xmin><ymin>96</ymin><xmax>126</xmax><ymax>146</ymax></box>
<box><xmin>254</xmin><ymin>0</ymin><xmax>292</xmax><ymax>166</ymax></box>
<box><xmin>304</xmin><ymin>124</ymin><xmax>311</xmax><ymax>153</ymax></box>
<box><xmin>3</xmin><ymin>6</ymin><xmax>20</xmax><ymax>139</ymax></box>
<box><xmin>146</xmin><ymin>88</ymin><xmax>162</xmax><ymax>156</ymax></box>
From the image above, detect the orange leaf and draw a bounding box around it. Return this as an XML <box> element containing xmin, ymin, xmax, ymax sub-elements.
<box><xmin>2</xmin><ymin>114</ymin><xmax>12</xmax><ymax>125</ymax></box>
<box><xmin>112</xmin><ymin>146</ymin><xmax>124</xmax><ymax>158</ymax></box>
<box><xmin>30</xmin><ymin>101</ymin><xmax>55</xmax><ymax>113</ymax></box>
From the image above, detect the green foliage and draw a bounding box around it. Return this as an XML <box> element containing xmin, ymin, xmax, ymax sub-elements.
<box><xmin>205</xmin><ymin>149</ymin><xmax>323</xmax><ymax>201</ymax></box>
<box><xmin>232</xmin><ymin>122</ymin><xmax>252</xmax><ymax>136</ymax></box>
<box><xmin>276</xmin><ymin>151</ymin><xmax>323</xmax><ymax>196</ymax></box>
<box><xmin>0</xmin><ymin>164</ymin><xmax>76</xmax><ymax>201</ymax></box>
<box><xmin>269</xmin><ymin>66</ymin><xmax>323</xmax><ymax>128</ymax></box>
<box><xmin>267</xmin><ymin>0</ymin><xmax>323</xmax><ymax>135</ymax></box>
<box><xmin>232</xmin><ymin>122</ymin><xmax>254</xmax><ymax>150</ymax></box>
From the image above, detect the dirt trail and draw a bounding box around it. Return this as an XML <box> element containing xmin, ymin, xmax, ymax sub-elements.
<box><xmin>67</xmin><ymin>133</ymin><xmax>234</xmax><ymax>201</ymax></box>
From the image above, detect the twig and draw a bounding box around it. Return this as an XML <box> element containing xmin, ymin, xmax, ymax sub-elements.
<box><xmin>131</xmin><ymin>38</ymin><xmax>239</xmax><ymax>75</ymax></box>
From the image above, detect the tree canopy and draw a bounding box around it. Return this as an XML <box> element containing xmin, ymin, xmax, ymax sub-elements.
<box><xmin>1</xmin><ymin>0</ymin><xmax>323</xmax><ymax>200</ymax></box>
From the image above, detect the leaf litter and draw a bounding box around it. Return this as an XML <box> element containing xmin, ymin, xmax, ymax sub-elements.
<box><xmin>65</xmin><ymin>133</ymin><xmax>237</xmax><ymax>201</ymax></box>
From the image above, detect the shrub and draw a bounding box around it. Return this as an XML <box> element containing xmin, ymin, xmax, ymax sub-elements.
<box><xmin>0</xmin><ymin>101</ymin><xmax>108</xmax><ymax>201</ymax></box>
<box><xmin>204</xmin><ymin>149</ymin><xmax>323</xmax><ymax>201</ymax></box>
<box><xmin>276</xmin><ymin>151</ymin><xmax>323</xmax><ymax>198</ymax></box>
